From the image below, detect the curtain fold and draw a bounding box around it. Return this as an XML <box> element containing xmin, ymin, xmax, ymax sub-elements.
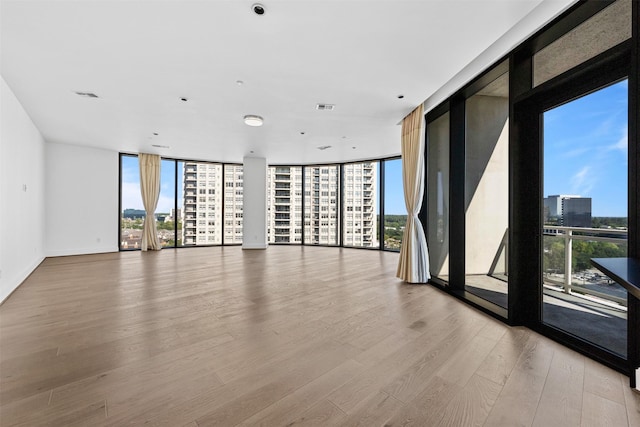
<box><xmin>396</xmin><ymin>104</ymin><xmax>430</xmax><ymax>283</ymax></box>
<box><xmin>139</xmin><ymin>153</ymin><xmax>162</xmax><ymax>251</ymax></box>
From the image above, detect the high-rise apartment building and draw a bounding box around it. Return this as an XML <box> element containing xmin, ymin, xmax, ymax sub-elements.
<box><xmin>182</xmin><ymin>162</ymin><xmax>243</xmax><ymax>245</ymax></box>
<box><xmin>267</xmin><ymin>166</ymin><xmax>303</xmax><ymax>243</ymax></box>
<box><xmin>223</xmin><ymin>165</ymin><xmax>244</xmax><ymax>244</ymax></box>
<box><xmin>183</xmin><ymin>162</ymin><xmax>377</xmax><ymax>246</ymax></box>
<box><xmin>304</xmin><ymin>166</ymin><xmax>340</xmax><ymax>245</ymax></box>
<box><xmin>267</xmin><ymin>163</ymin><xmax>377</xmax><ymax>247</ymax></box>
<box><xmin>343</xmin><ymin>162</ymin><xmax>378</xmax><ymax>247</ymax></box>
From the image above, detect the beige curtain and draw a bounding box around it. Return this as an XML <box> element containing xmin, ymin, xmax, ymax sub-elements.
<box><xmin>139</xmin><ymin>153</ymin><xmax>162</xmax><ymax>251</ymax></box>
<box><xmin>397</xmin><ymin>105</ymin><xmax>430</xmax><ymax>283</ymax></box>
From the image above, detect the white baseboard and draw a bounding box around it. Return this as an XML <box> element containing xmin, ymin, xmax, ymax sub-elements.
<box><xmin>46</xmin><ymin>246</ymin><xmax>118</xmax><ymax>257</ymax></box>
<box><xmin>0</xmin><ymin>256</ymin><xmax>45</xmax><ymax>305</ymax></box>
<box><xmin>242</xmin><ymin>243</ymin><xmax>268</xmax><ymax>250</ymax></box>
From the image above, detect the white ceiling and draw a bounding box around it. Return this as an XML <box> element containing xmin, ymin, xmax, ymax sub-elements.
<box><xmin>1</xmin><ymin>0</ymin><xmax>573</xmax><ymax>164</ymax></box>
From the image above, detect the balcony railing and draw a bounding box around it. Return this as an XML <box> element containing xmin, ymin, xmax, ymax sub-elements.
<box><xmin>542</xmin><ymin>225</ymin><xmax>628</xmax><ymax>307</ymax></box>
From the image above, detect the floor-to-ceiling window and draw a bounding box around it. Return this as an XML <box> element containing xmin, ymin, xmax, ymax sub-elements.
<box><xmin>383</xmin><ymin>158</ymin><xmax>404</xmax><ymax>251</ymax></box>
<box><xmin>344</xmin><ymin>161</ymin><xmax>380</xmax><ymax>248</ymax></box>
<box><xmin>541</xmin><ymin>79</ymin><xmax>629</xmax><ymax>356</ymax></box>
<box><xmin>267</xmin><ymin>166</ymin><xmax>303</xmax><ymax>244</ymax></box>
<box><xmin>123</xmin><ymin>157</ymin><xmax>410</xmax><ymax>252</ymax></box>
<box><xmin>158</xmin><ymin>159</ymin><xmax>176</xmax><ymax>248</ymax></box>
<box><xmin>304</xmin><ymin>165</ymin><xmax>340</xmax><ymax>245</ymax></box>
<box><xmin>182</xmin><ymin>161</ymin><xmax>223</xmax><ymax>246</ymax></box>
<box><xmin>120</xmin><ymin>156</ymin><xmax>245</xmax><ymax>249</ymax></box>
<box><xmin>120</xmin><ymin>154</ymin><xmax>144</xmax><ymax>250</ymax></box>
<box><xmin>224</xmin><ymin>164</ymin><xmax>244</xmax><ymax>244</ymax></box>
<box><xmin>423</xmin><ymin>0</ymin><xmax>637</xmax><ymax>377</ymax></box>
<box><xmin>464</xmin><ymin>64</ymin><xmax>509</xmax><ymax>309</ymax></box>
<box><xmin>426</xmin><ymin>112</ymin><xmax>450</xmax><ymax>282</ymax></box>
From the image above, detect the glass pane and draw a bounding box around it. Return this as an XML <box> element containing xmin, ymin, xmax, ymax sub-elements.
<box><xmin>542</xmin><ymin>79</ymin><xmax>628</xmax><ymax>356</ymax></box>
<box><xmin>181</xmin><ymin>162</ymin><xmax>223</xmax><ymax>246</ymax></box>
<box><xmin>177</xmin><ymin>161</ymin><xmax>184</xmax><ymax>247</ymax></box>
<box><xmin>268</xmin><ymin>166</ymin><xmax>303</xmax><ymax>244</ymax></box>
<box><xmin>120</xmin><ymin>155</ymin><xmax>144</xmax><ymax>250</ymax></box>
<box><xmin>383</xmin><ymin>159</ymin><xmax>403</xmax><ymax>251</ymax></box>
<box><xmin>304</xmin><ymin>165</ymin><xmax>339</xmax><ymax>245</ymax></box>
<box><xmin>224</xmin><ymin>165</ymin><xmax>243</xmax><ymax>244</ymax></box>
<box><xmin>157</xmin><ymin>159</ymin><xmax>176</xmax><ymax>248</ymax></box>
<box><xmin>343</xmin><ymin>161</ymin><xmax>379</xmax><ymax>248</ymax></box>
<box><xmin>427</xmin><ymin>112</ymin><xmax>450</xmax><ymax>280</ymax></box>
<box><xmin>465</xmin><ymin>70</ymin><xmax>509</xmax><ymax>309</ymax></box>
<box><xmin>533</xmin><ymin>0</ymin><xmax>631</xmax><ymax>87</ymax></box>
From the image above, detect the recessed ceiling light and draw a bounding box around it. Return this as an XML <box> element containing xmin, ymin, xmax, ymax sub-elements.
<box><xmin>317</xmin><ymin>145</ymin><xmax>332</xmax><ymax>151</ymax></box>
<box><xmin>236</xmin><ymin>80</ymin><xmax>244</xmax><ymax>86</ymax></box>
<box><xmin>244</xmin><ymin>115</ymin><xmax>264</xmax><ymax>126</ymax></box>
<box><xmin>397</xmin><ymin>94</ymin><xmax>405</xmax><ymax>99</ymax></box>
<box><xmin>300</xmin><ymin>131</ymin><xmax>305</xmax><ymax>135</ymax></box>
<box><xmin>153</xmin><ymin>132</ymin><xmax>158</xmax><ymax>136</ymax></box>
<box><xmin>180</xmin><ymin>97</ymin><xmax>188</xmax><ymax>102</ymax></box>
<box><xmin>74</xmin><ymin>91</ymin><xmax>98</xmax><ymax>98</ymax></box>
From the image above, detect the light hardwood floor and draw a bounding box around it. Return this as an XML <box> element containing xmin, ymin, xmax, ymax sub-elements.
<box><xmin>1</xmin><ymin>246</ymin><xmax>638</xmax><ymax>426</ymax></box>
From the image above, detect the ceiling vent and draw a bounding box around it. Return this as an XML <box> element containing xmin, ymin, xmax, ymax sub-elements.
<box><xmin>317</xmin><ymin>145</ymin><xmax>332</xmax><ymax>151</ymax></box>
<box><xmin>316</xmin><ymin>104</ymin><xmax>335</xmax><ymax>111</ymax></box>
<box><xmin>75</xmin><ymin>91</ymin><xmax>99</xmax><ymax>98</ymax></box>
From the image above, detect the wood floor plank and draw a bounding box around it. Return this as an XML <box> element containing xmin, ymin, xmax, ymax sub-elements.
<box><xmin>237</xmin><ymin>359</ymin><xmax>364</xmax><ymax>426</ymax></box>
<box><xmin>475</xmin><ymin>326</ymin><xmax>531</xmax><ymax>386</ymax></box>
<box><xmin>583</xmin><ymin>356</ymin><xmax>626</xmax><ymax>406</ymax></box>
<box><xmin>532</xmin><ymin>348</ymin><xmax>585</xmax><ymax>427</ymax></box>
<box><xmin>434</xmin><ymin>373</ymin><xmax>502</xmax><ymax>427</ymax></box>
<box><xmin>0</xmin><ymin>246</ymin><xmax>636</xmax><ymax>426</ymax></box>
<box><xmin>383</xmin><ymin>375</ymin><xmax>463</xmax><ymax>426</ymax></box>
<box><xmin>483</xmin><ymin>334</ymin><xmax>554</xmax><ymax>427</ymax></box>
<box><xmin>581</xmin><ymin>390</ymin><xmax>628</xmax><ymax>427</ymax></box>
<box><xmin>622</xmin><ymin>383</ymin><xmax>640</xmax><ymax>426</ymax></box>
<box><xmin>337</xmin><ymin>391</ymin><xmax>405</xmax><ymax>426</ymax></box>
<box><xmin>281</xmin><ymin>399</ymin><xmax>348</xmax><ymax>426</ymax></box>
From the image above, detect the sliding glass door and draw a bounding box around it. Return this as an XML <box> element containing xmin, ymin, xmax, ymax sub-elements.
<box><xmin>541</xmin><ymin>79</ymin><xmax>629</xmax><ymax>356</ymax></box>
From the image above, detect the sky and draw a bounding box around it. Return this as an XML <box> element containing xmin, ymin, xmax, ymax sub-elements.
<box><xmin>543</xmin><ymin>79</ymin><xmax>628</xmax><ymax>217</ymax></box>
<box><xmin>122</xmin><ymin>78</ymin><xmax>629</xmax><ymax>218</ymax></box>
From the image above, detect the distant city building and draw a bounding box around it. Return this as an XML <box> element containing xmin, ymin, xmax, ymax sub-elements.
<box><xmin>122</xmin><ymin>208</ymin><xmax>146</xmax><ymax>219</ymax></box>
<box><xmin>181</xmin><ymin>163</ymin><xmax>378</xmax><ymax>246</ymax></box>
<box><xmin>544</xmin><ymin>194</ymin><xmax>592</xmax><ymax>227</ymax></box>
<box><xmin>223</xmin><ymin>165</ymin><xmax>244</xmax><ymax>244</ymax></box>
<box><xmin>267</xmin><ymin>167</ymin><xmax>303</xmax><ymax>243</ymax></box>
<box><xmin>343</xmin><ymin>162</ymin><xmax>377</xmax><ymax>247</ymax></box>
<box><xmin>165</xmin><ymin>208</ymin><xmax>181</xmax><ymax>223</ymax></box>
<box><xmin>304</xmin><ymin>166</ymin><xmax>340</xmax><ymax>245</ymax></box>
<box><xmin>266</xmin><ymin>163</ymin><xmax>377</xmax><ymax>246</ymax></box>
<box><xmin>182</xmin><ymin>163</ymin><xmax>243</xmax><ymax>246</ymax></box>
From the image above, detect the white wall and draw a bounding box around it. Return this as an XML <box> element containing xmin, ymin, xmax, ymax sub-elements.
<box><xmin>242</xmin><ymin>157</ymin><xmax>268</xmax><ymax>249</ymax></box>
<box><xmin>423</xmin><ymin>0</ymin><xmax>576</xmax><ymax>113</ymax></box>
<box><xmin>0</xmin><ymin>76</ymin><xmax>46</xmax><ymax>303</ymax></box>
<box><xmin>465</xmin><ymin>96</ymin><xmax>509</xmax><ymax>275</ymax></box>
<box><xmin>45</xmin><ymin>142</ymin><xmax>119</xmax><ymax>256</ymax></box>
